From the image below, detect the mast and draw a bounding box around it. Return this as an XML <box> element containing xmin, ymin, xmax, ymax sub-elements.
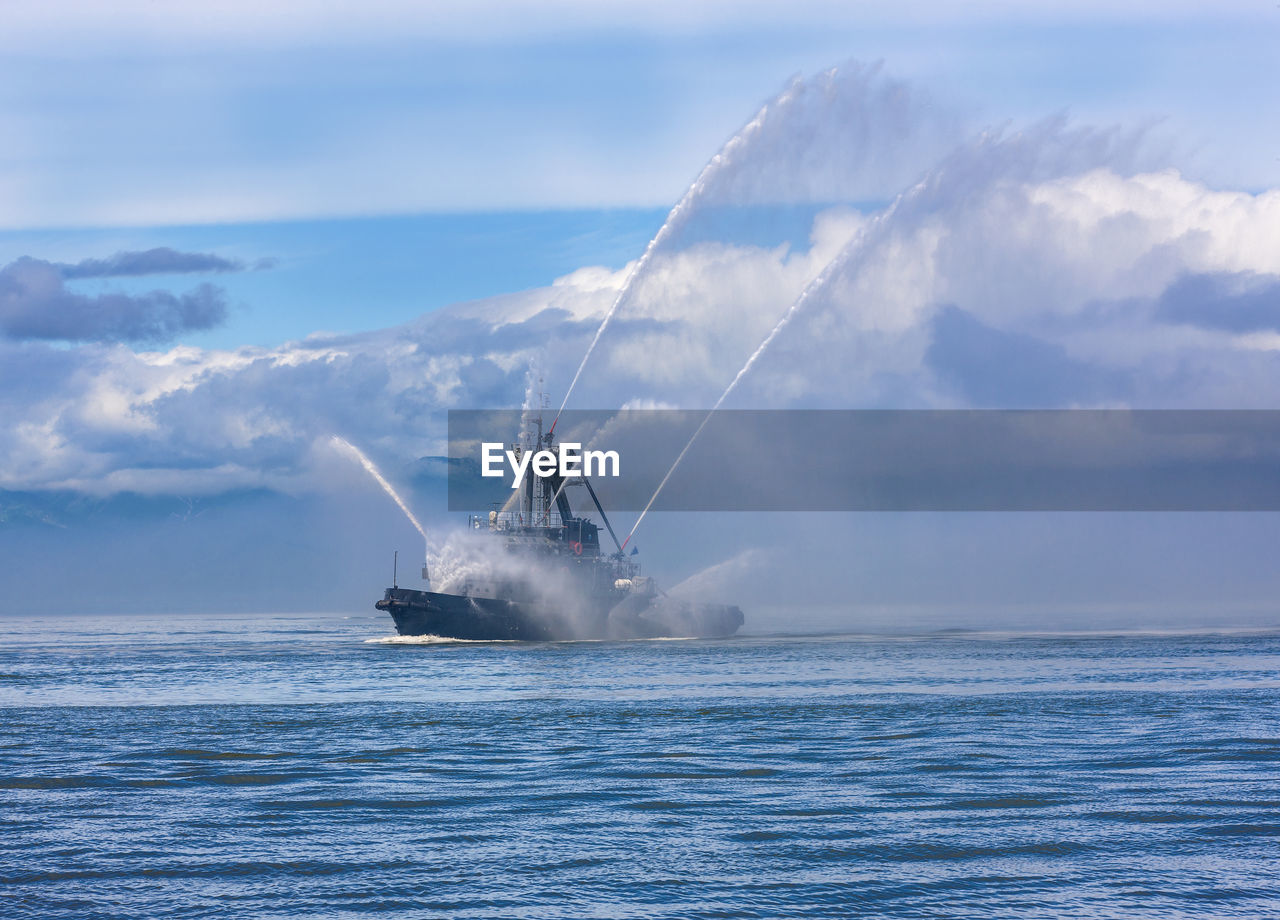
<box><xmin>581</xmin><ymin>476</ymin><xmax>623</xmax><ymax>555</ymax></box>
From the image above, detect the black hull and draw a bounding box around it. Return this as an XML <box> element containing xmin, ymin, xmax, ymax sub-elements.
<box><xmin>376</xmin><ymin>587</ymin><xmax>743</xmax><ymax>641</ymax></box>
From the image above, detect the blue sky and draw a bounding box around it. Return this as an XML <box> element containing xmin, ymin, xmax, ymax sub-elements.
<box><xmin>5</xmin><ymin>11</ymin><xmax>1277</xmax><ymax>224</ymax></box>
<box><xmin>1</xmin><ymin>2</ymin><xmax>1276</xmax><ymax>348</ymax></box>
<box><xmin>1</xmin><ymin>3</ymin><xmax>1274</xmax><ymax>347</ymax></box>
<box><xmin>0</xmin><ymin>211</ymin><xmax>667</xmax><ymax>347</ymax></box>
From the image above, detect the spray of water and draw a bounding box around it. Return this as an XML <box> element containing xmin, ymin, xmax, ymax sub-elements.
<box><xmin>666</xmin><ymin>549</ymin><xmax>767</xmax><ymax>601</ymax></box>
<box><xmin>330</xmin><ymin>436</ymin><xmax>429</xmax><ymax>561</ymax></box>
<box><xmin>549</xmin><ymin>80</ymin><xmax>806</xmax><ymax>435</ymax></box>
<box><xmin>430</xmin><ymin>529</ymin><xmax>596</xmax><ymax>631</ymax></box>
<box><xmin>616</xmin><ymin>84</ymin><xmax>1023</xmax><ymax>550</ymax></box>
<box><xmin>549</xmin><ymin>63</ymin><xmax>945</xmax><ymax>541</ymax></box>
<box><xmin>620</xmin><ymin>241</ymin><xmax>856</xmax><ymax>551</ymax></box>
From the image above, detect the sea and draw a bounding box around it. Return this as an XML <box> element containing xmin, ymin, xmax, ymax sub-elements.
<box><xmin>2</xmin><ymin>612</ymin><xmax>1279</xmax><ymax>919</ymax></box>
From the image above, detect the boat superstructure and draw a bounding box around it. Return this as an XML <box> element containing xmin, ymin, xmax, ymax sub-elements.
<box><xmin>375</xmin><ymin>403</ymin><xmax>743</xmax><ymax>640</ymax></box>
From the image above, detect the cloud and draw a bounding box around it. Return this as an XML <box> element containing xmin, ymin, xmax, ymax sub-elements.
<box><xmin>1155</xmin><ymin>272</ymin><xmax>1280</xmax><ymax>333</ymax></box>
<box><xmin>3</xmin><ymin>69</ymin><xmax>1280</xmax><ymax>498</ymax></box>
<box><xmin>55</xmin><ymin>247</ymin><xmax>256</xmax><ymax>279</ymax></box>
<box><xmin>0</xmin><ymin>256</ymin><xmax>228</xmax><ymax>343</ymax></box>
<box><xmin>6</xmin><ymin>64</ymin><xmax>1280</xmax><ymax>623</ymax></box>
<box><xmin>721</xmin><ymin>123</ymin><xmax>1280</xmax><ymax>409</ymax></box>
<box><xmin>926</xmin><ymin>305</ymin><xmax>1132</xmax><ymax>407</ymax></box>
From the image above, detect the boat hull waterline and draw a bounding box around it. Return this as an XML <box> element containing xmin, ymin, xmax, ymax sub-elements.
<box><xmin>377</xmin><ymin>586</ymin><xmax>743</xmax><ymax>641</ymax></box>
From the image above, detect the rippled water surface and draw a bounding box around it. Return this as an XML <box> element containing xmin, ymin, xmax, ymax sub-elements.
<box><xmin>3</xmin><ymin>612</ymin><xmax>1280</xmax><ymax>918</ymax></box>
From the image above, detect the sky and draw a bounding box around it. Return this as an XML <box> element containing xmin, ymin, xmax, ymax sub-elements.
<box><xmin>2</xmin><ymin>2</ymin><xmax>1277</xmax><ymax>226</ymax></box>
<box><xmin>2</xmin><ymin>1</ymin><xmax>1279</xmax><ymax>625</ymax></box>
<box><xmin>1</xmin><ymin>1</ymin><xmax>1276</xmax><ymax>346</ymax></box>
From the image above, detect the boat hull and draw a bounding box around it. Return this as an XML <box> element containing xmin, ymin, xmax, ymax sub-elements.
<box><xmin>376</xmin><ymin>586</ymin><xmax>743</xmax><ymax>641</ymax></box>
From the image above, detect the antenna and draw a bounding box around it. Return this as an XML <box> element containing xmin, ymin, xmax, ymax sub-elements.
<box><xmin>393</xmin><ymin>550</ymin><xmax>398</xmax><ymax>588</ymax></box>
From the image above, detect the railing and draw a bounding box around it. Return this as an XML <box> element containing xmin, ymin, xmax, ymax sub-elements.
<box><xmin>468</xmin><ymin>510</ymin><xmax>564</xmax><ymax>531</ymax></box>
<box><xmin>466</xmin><ymin>511</ymin><xmax>638</xmax><ymax>569</ymax></box>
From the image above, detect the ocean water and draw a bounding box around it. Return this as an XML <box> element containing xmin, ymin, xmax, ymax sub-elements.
<box><xmin>2</xmin><ymin>613</ymin><xmax>1279</xmax><ymax>919</ymax></box>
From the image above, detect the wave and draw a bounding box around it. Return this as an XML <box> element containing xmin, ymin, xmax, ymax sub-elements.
<box><xmin>364</xmin><ymin>633</ymin><xmax>699</xmax><ymax>645</ymax></box>
<box><xmin>363</xmin><ymin>634</ymin><xmax>516</xmax><ymax>645</ymax></box>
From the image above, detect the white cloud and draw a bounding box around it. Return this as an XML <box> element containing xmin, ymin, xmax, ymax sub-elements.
<box><xmin>4</xmin><ymin>74</ymin><xmax>1280</xmax><ymax>496</ymax></box>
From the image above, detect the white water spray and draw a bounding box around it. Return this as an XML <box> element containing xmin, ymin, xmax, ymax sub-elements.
<box><xmin>330</xmin><ymin>436</ymin><xmax>429</xmax><ymax>563</ymax></box>
<box><xmin>554</xmin><ymin>63</ymin><xmax>936</xmax><ymax>543</ymax></box>
<box><xmin>550</xmin><ymin>80</ymin><xmax>805</xmax><ymax>434</ymax></box>
<box><xmin>620</xmin><ymin>241</ymin><xmax>856</xmax><ymax>551</ymax></box>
